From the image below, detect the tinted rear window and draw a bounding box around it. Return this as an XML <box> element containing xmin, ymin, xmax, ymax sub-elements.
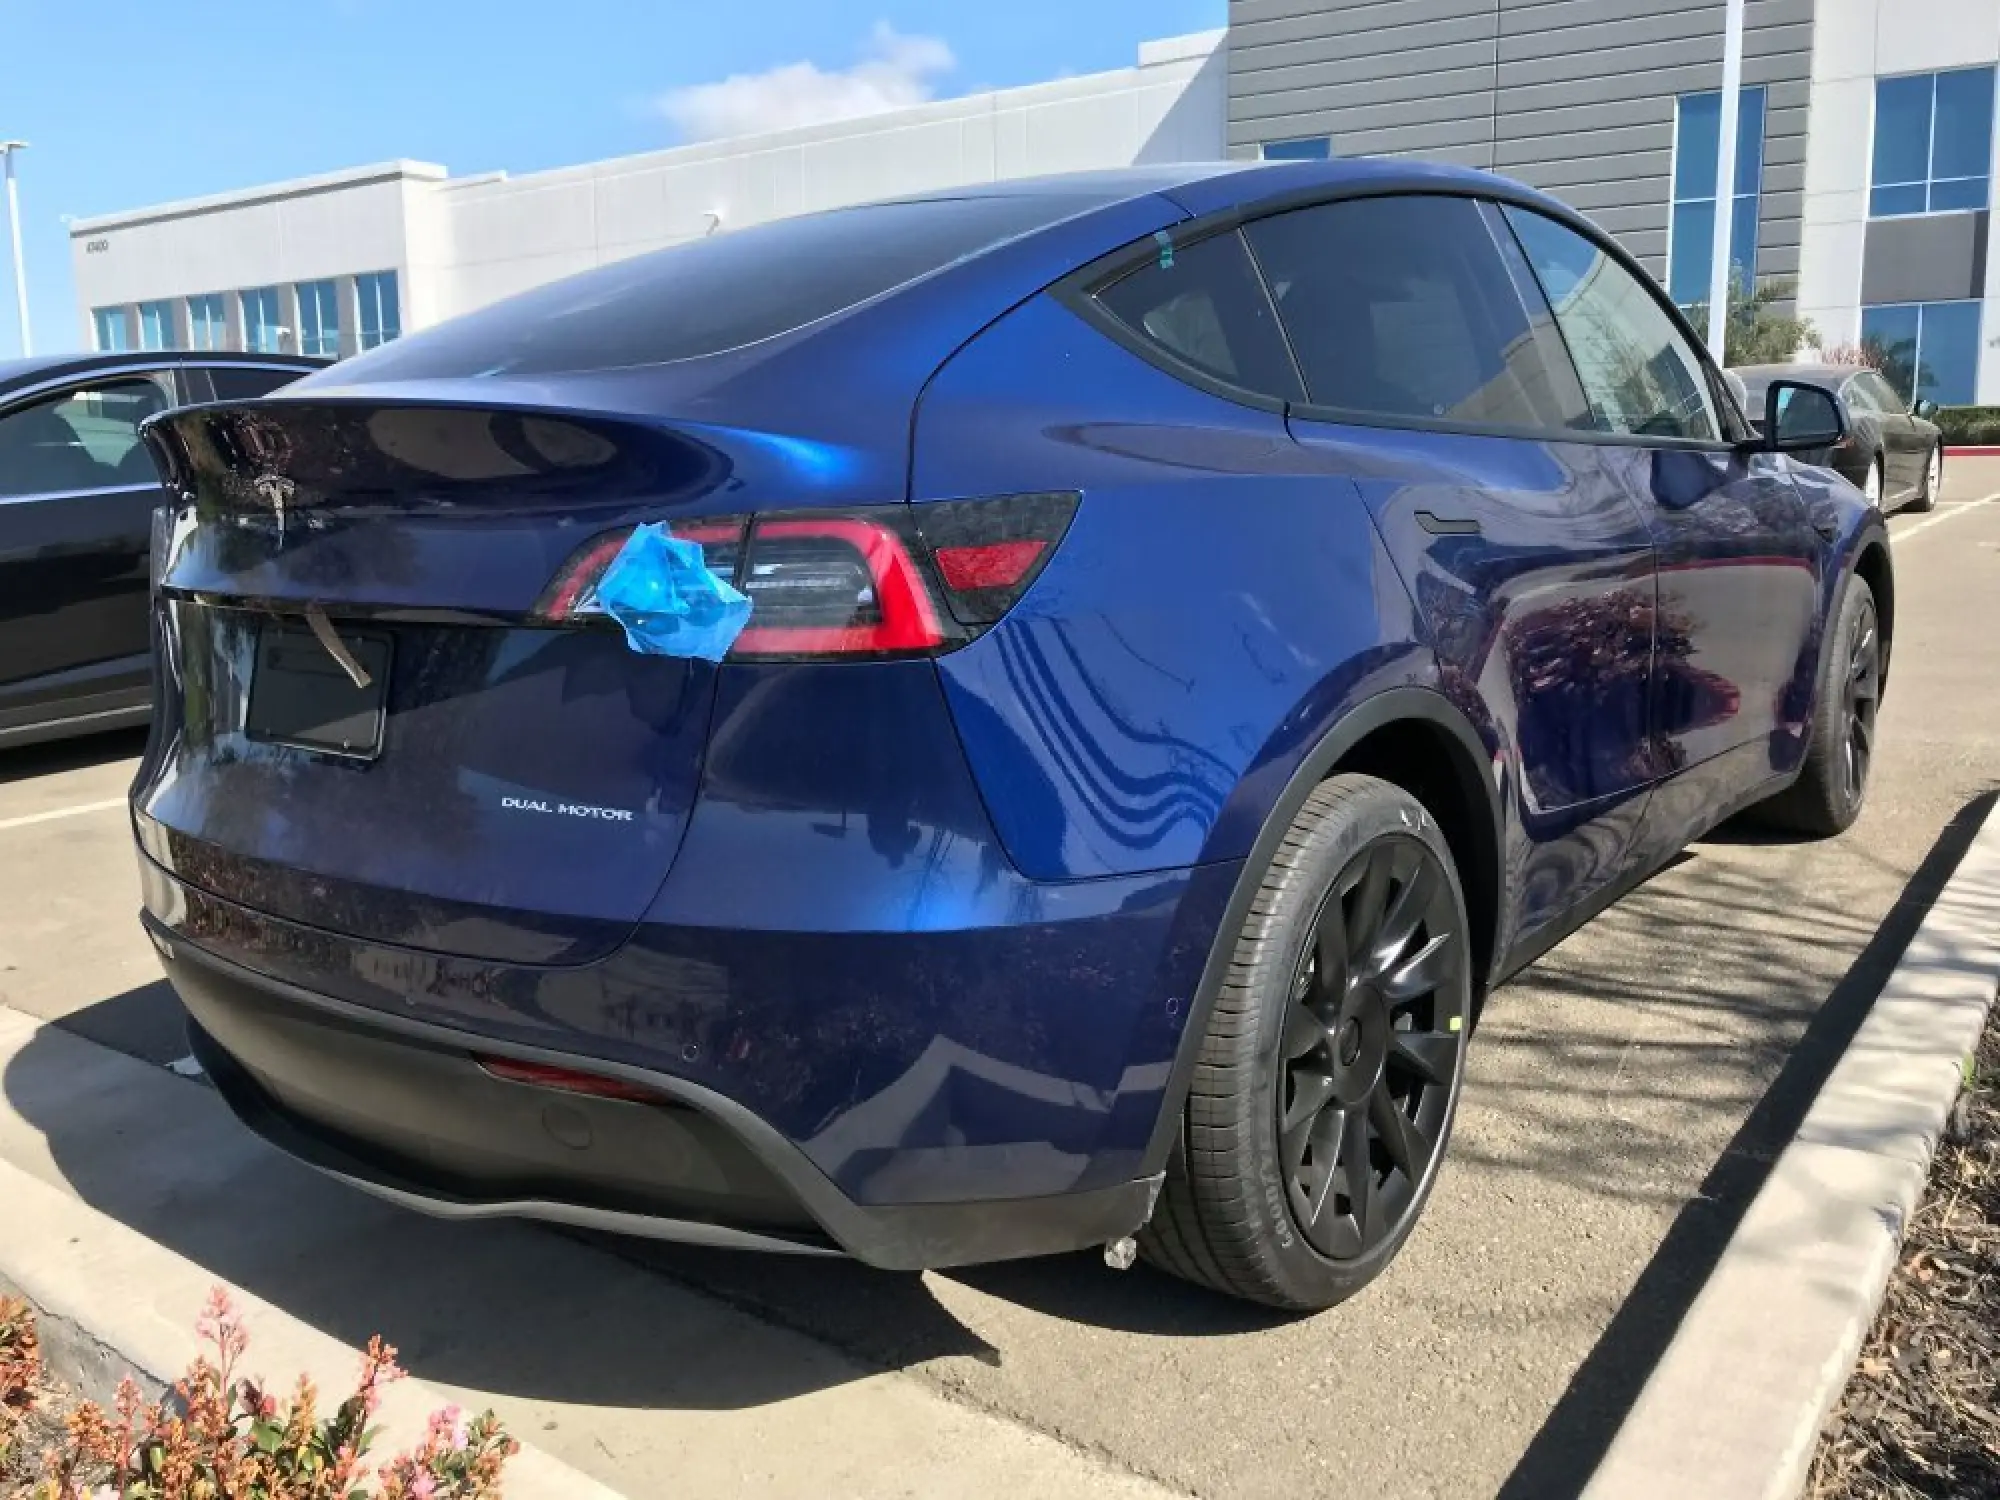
<box><xmin>1095</xmin><ymin>229</ymin><xmax>1303</xmax><ymax>401</ymax></box>
<box><xmin>329</xmin><ymin>195</ymin><xmax>1092</xmax><ymax>382</ymax></box>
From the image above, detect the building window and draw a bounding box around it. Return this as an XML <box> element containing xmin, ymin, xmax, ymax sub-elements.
<box><xmin>1871</xmin><ymin>67</ymin><xmax>1995</xmax><ymax>216</ymax></box>
<box><xmin>92</xmin><ymin>308</ymin><xmax>130</xmax><ymax>352</ymax></box>
<box><xmin>297</xmin><ymin>280</ymin><xmax>340</xmax><ymax>358</ymax></box>
<box><xmin>1261</xmin><ymin>137</ymin><xmax>1331</xmax><ymax>161</ymax></box>
<box><xmin>138</xmin><ymin>301</ymin><xmax>174</xmax><ymax>351</ymax></box>
<box><xmin>240</xmin><ymin>287</ymin><xmax>285</xmax><ymax>353</ymax></box>
<box><xmin>356</xmin><ymin>271</ymin><xmax>401</xmax><ymax>349</ymax></box>
<box><xmin>1669</xmin><ymin>87</ymin><xmax>1767</xmax><ymax>307</ymax></box>
<box><xmin>1861</xmin><ymin>300</ymin><xmax>1981</xmax><ymax>406</ymax></box>
<box><xmin>188</xmin><ymin>294</ymin><xmax>228</xmax><ymax>351</ymax></box>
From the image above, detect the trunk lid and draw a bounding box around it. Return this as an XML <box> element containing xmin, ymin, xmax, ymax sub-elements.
<box><xmin>136</xmin><ymin>387</ymin><xmax>871</xmax><ymax>966</ymax></box>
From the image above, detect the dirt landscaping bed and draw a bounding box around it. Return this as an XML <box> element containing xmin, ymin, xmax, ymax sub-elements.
<box><xmin>1808</xmin><ymin>1002</ymin><xmax>2000</xmax><ymax>1499</ymax></box>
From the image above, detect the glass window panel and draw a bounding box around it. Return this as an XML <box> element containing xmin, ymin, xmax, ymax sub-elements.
<box><xmin>92</xmin><ymin>308</ymin><xmax>129</xmax><ymax>352</ymax></box>
<box><xmin>1244</xmin><ymin>194</ymin><xmax>1584</xmax><ymax>430</ymax></box>
<box><xmin>1870</xmin><ymin>182</ymin><xmax>1929</xmax><ymax>217</ymax></box>
<box><xmin>1261</xmin><ymin>137</ymin><xmax>1331</xmax><ymax>161</ymax></box>
<box><xmin>296</xmin><ymin>280</ymin><xmax>339</xmax><ymax>358</ymax></box>
<box><xmin>1916</xmin><ymin>300</ymin><xmax>1981</xmax><ymax>406</ymax></box>
<box><xmin>138</xmin><ymin>301</ymin><xmax>172</xmax><ymax>351</ymax></box>
<box><xmin>1734</xmin><ymin>88</ymin><xmax>1768</xmax><ymax>196</ymax></box>
<box><xmin>1676</xmin><ymin>92</ymin><xmax>1721</xmax><ymax>199</ymax></box>
<box><xmin>1931</xmin><ymin>67</ymin><xmax>1995</xmax><ymax>184</ymax></box>
<box><xmin>1505</xmin><ymin>206</ymin><xmax>1719</xmax><ymax>441</ymax></box>
<box><xmin>1669</xmin><ymin>199</ymin><xmax>1715</xmax><ymax>306</ymax></box>
<box><xmin>1873</xmin><ymin>73</ymin><xmax>1935</xmax><ymax>188</ymax></box>
<box><xmin>1096</xmin><ymin>229</ymin><xmax>1302</xmax><ymax>400</ymax></box>
<box><xmin>1861</xmin><ymin>304</ymin><xmax>1923</xmax><ymax>404</ymax></box>
<box><xmin>1729</xmin><ymin>194</ymin><xmax>1760</xmax><ymax>293</ymax></box>
<box><xmin>240</xmin><ymin>288</ymin><xmax>283</xmax><ymax>354</ymax></box>
<box><xmin>1928</xmin><ymin>176</ymin><xmax>1988</xmax><ymax>211</ymax></box>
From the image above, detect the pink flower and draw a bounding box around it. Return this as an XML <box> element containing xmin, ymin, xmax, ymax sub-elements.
<box><xmin>409</xmin><ymin>1473</ymin><xmax>437</xmax><ymax>1500</ymax></box>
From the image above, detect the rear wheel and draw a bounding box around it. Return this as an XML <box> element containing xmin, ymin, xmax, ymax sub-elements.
<box><xmin>1910</xmin><ymin>443</ymin><xmax>1942</xmax><ymax>513</ymax></box>
<box><xmin>1755</xmin><ymin>573</ymin><xmax>1880</xmax><ymax>837</ymax></box>
<box><xmin>1141</xmin><ymin>775</ymin><xmax>1472</xmax><ymax>1311</ymax></box>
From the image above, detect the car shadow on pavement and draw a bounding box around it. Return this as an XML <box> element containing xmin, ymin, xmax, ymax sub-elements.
<box><xmin>0</xmin><ymin>727</ymin><xmax>148</xmax><ymax>786</ymax></box>
<box><xmin>1493</xmin><ymin>788</ymin><xmax>1999</xmax><ymax>1500</ymax></box>
<box><xmin>4</xmin><ymin>987</ymin><xmax>1274</xmax><ymax>1421</ymax></box>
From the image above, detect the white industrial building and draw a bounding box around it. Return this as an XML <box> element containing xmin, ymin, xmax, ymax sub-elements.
<box><xmin>67</xmin><ymin>31</ymin><xmax>1225</xmax><ymax>360</ymax></box>
<box><xmin>68</xmin><ymin>5</ymin><xmax>2000</xmax><ymax>407</ymax></box>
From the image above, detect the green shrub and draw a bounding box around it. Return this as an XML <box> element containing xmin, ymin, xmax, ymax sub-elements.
<box><xmin>1935</xmin><ymin>406</ymin><xmax>2000</xmax><ymax>446</ymax></box>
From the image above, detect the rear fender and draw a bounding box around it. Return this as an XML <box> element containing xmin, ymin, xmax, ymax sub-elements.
<box><xmin>1139</xmin><ymin>686</ymin><xmax>1504</xmax><ymax>1179</ymax></box>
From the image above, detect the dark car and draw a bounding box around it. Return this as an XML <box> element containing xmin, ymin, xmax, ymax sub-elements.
<box><xmin>133</xmin><ymin>161</ymin><xmax>1891</xmax><ymax>1312</ymax></box>
<box><xmin>0</xmin><ymin>350</ymin><xmax>324</xmax><ymax>749</ymax></box>
<box><xmin>1731</xmin><ymin>361</ymin><xmax>1944</xmax><ymax>513</ymax></box>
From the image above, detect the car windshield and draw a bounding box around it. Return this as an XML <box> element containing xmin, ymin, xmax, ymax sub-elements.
<box><xmin>327</xmin><ymin>193</ymin><xmax>1103</xmax><ymax>381</ymax></box>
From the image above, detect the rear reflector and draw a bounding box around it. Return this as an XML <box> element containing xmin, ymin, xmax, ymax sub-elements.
<box><xmin>475</xmin><ymin>1055</ymin><xmax>668</xmax><ymax>1104</ymax></box>
<box><xmin>534</xmin><ymin>492</ymin><xmax>1077</xmax><ymax>659</ymax></box>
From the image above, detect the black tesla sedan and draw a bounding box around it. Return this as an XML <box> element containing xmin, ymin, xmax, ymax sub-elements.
<box><xmin>1730</xmin><ymin>361</ymin><xmax>1945</xmax><ymax>514</ymax></box>
<box><xmin>0</xmin><ymin>349</ymin><xmax>323</xmax><ymax>750</ymax></box>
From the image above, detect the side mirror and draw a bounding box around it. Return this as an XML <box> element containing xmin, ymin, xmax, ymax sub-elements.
<box><xmin>1914</xmin><ymin>397</ymin><xmax>1940</xmax><ymax>420</ymax></box>
<box><xmin>1756</xmin><ymin>379</ymin><xmax>1847</xmax><ymax>453</ymax></box>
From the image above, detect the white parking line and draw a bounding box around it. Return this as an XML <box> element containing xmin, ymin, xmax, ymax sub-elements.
<box><xmin>1894</xmin><ymin>490</ymin><xmax>2000</xmax><ymax>541</ymax></box>
<box><xmin>0</xmin><ymin>798</ymin><xmax>129</xmax><ymax>834</ymax></box>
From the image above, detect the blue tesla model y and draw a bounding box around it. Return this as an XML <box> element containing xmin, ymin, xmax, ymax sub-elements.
<box><xmin>133</xmin><ymin>159</ymin><xmax>1891</xmax><ymax>1310</ymax></box>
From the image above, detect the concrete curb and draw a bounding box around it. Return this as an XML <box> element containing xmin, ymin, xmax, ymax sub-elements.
<box><xmin>1581</xmin><ymin>801</ymin><xmax>2000</xmax><ymax>1500</ymax></box>
<box><xmin>0</xmin><ymin>1158</ymin><xmax>628</xmax><ymax>1500</ymax></box>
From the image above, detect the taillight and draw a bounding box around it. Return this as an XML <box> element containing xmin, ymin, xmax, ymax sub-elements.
<box><xmin>535</xmin><ymin>493</ymin><xmax>1076</xmax><ymax>660</ymax></box>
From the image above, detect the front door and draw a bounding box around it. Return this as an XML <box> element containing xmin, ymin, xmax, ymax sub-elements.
<box><xmin>0</xmin><ymin>369</ymin><xmax>179</xmax><ymax>727</ymax></box>
<box><xmin>1501</xmin><ymin>206</ymin><xmax>1821</xmax><ymax>863</ymax></box>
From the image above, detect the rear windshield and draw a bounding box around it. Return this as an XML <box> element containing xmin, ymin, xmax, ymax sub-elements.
<box><xmin>327</xmin><ymin>194</ymin><xmax>1093</xmax><ymax>382</ymax></box>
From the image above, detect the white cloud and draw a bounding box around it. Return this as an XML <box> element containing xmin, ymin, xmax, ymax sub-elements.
<box><xmin>654</xmin><ymin>22</ymin><xmax>956</xmax><ymax>142</ymax></box>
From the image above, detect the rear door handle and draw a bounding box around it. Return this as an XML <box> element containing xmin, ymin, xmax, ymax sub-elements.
<box><xmin>1415</xmin><ymin>511</ymin><xmax>1482</xmax><ymax>536</ymax></box>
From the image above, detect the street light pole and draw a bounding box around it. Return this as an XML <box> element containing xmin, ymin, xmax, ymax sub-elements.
<box><xmin>1705</xmin><ymin>0</ymin><xmax>1745</xmax><ymax>360</ymax></box>
<box><xmin>1</xmin><ymin>142</ymin><xmax>30</xmax><ymax>357</ymax></box>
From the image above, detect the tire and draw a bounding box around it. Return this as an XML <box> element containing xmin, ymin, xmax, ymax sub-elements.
<box><xmin>1862</xmin><ymin>456</ymin><xmax>1885</xmax><ymax>511</ymax></box>
<box><xmin>1910</xmin><ymin>443</ymin><xmax>1941</xmax><ymax>513</ymax></box>
<box><xmin>1755</xmin><ymin>573</ymin><xmax>1881</xmax><ymax>837</ymax></box>
<box><xmin>1140</xmin><ymin>774</ymin><xmax>1474</xmax><ymax>1311</ymax></box>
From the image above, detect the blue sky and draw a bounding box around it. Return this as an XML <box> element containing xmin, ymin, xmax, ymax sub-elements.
<box><xmin>1</xmin><ymin>0</ymin><xmax>1224</xmax><ymax>354</ymax></box>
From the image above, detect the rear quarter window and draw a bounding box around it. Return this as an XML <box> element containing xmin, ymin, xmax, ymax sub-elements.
<box><xmin>327</xmin><ymin>195</ymin><xmax>1100</xmax><ymax>382</ymax></box>
<box><xmin>1092</xmin><ymin>229</ymin><xmax>1303</xmax><ymax>402</ymax></box>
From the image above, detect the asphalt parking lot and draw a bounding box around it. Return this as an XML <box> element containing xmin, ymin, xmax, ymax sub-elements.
<box><xmin>4</xmin><ymin>463</ymin><xmax>1998</xmax><ymax>1500</ymax></box>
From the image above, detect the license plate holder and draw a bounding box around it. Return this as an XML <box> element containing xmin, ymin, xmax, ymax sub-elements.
<box><xmin>245</xmin><ymin>622</ymin><xmax>392</xmax><ymax>760</ymax></box>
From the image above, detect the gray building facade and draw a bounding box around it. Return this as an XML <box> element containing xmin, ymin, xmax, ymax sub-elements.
<box><xmin>1226</xmin><ymin>0</ymin><xmax>2000</xmax><ymax>407</ymax></box>
<box><xmin>1227</xmin><ymin>0</ymin><xmax>1813</xmax><ymax>291</ymax></box>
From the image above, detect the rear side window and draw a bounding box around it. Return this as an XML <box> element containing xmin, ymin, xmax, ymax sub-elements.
<box><xmin>1502</xmin><ymin>206</ymin><xmax>1720</xmax><ymax>442</ymax></box>
<box><xmin>0</xmin><ymin>374</ymin><xmax>175</xmax><ymax>497</ymax></box>
<box><xmin>1242</xmin><ymin>194</ymin><xmax>1585</xmax><ymax>430</ymax></box>
<box><xmin>1094</xmin><ymin>229</ymin><xmax>1303</xmax><ymax>401</ymax></box>
<box><xmin>206</xmin><ymin>365</ymin><xmax>311</xmax><ymax>402</ymax></box>
<box><xmin>331</xmin><ymin>195</ymin><xmax>1102</xmax><ymax>381</ymax></box>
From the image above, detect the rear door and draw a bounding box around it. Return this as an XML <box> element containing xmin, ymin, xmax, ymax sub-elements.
<box><xmin>1499</xmin><ymin>205</ymin><xmax>1820</xmax><ymax>861</ymax></box>
<box><xmin>1853</xmin><ymin>370</ymin><xmax>1923</xmax><ymax>499</ymax></box>
<box><xmin>0</xmin><ymin>367</ymin><xmax>180</xmax><ymax>726</ymax></box>
<box><xmin>1252</xmin><ymin>192</ymin><xmax>1661</xmax><ymax>943</ymax></box>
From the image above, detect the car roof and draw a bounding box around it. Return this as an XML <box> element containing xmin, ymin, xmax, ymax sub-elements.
<box><xmin>882</xmin><ymin>156</ymin><xmax>1578</xmax><ymax>224</ymax></box>
<box><xmin>0</xmin><ymin>349</ymin><xmax>329</xmax><ymax>398</ymax></box>
<box><xmin>1731</xmin><ymin>362</ymin><xmax>1862</xmax><ymax>385</ymax></box>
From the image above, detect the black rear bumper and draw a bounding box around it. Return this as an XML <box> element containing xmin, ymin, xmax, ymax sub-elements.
<box><xmin>158</xmin><ymin>922</ymin><xmax>1162</xmax><ymax>1271</ymax></box>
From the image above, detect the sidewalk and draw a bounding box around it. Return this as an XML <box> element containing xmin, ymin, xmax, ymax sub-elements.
<box><xmin>0</xmin><ymin>1006</ymin><xmax>1183</xmax><ymax>1500</ymax></box>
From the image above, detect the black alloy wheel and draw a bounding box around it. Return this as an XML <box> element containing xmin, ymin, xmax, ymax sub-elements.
<box><xmin>1277</xmin><ymin>836</ymin><xmax>1462</xmax><ymax>1259</ymax></box>
<box><xmin>1839</xmin><ymin>592</ymin><xmax>1880</xmax><ymax>808</ymax></box>
<box><xmin>1142</xmin><ymin>774</ymin><xmax>1474</xmax><ymax>1311</ymax></box>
